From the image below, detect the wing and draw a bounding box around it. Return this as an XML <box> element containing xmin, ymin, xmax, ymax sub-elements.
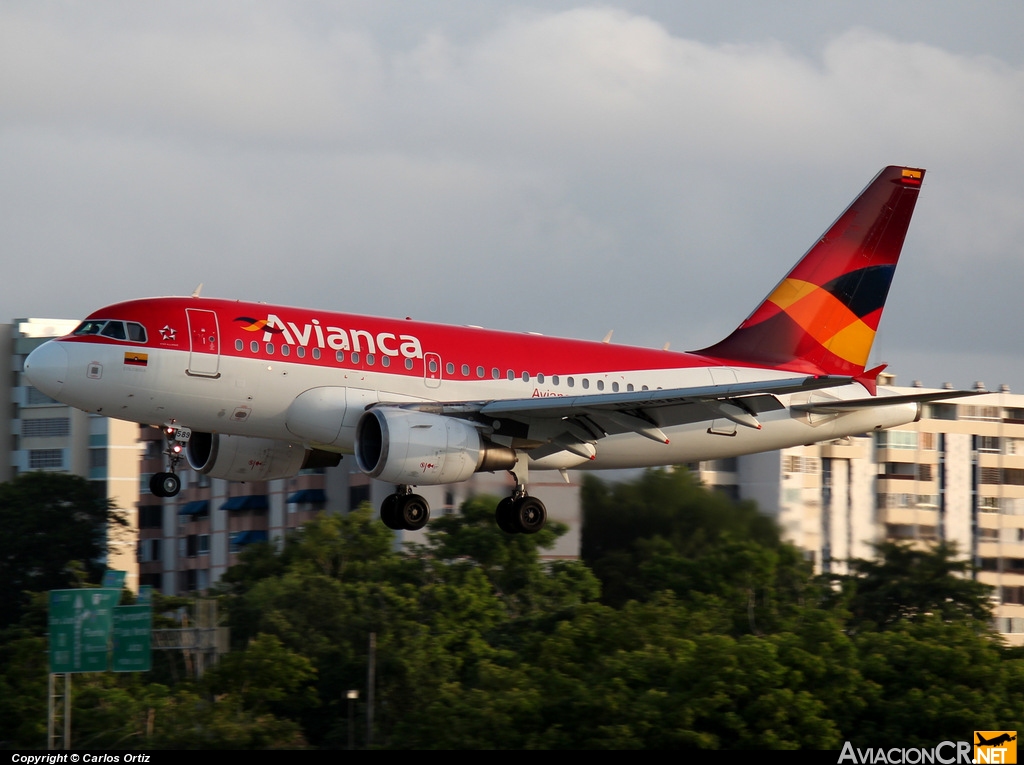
<box><xmin>791</xmin><ymin>389</ymin><xmax>984</xmax><ymax>414</ymax></box>
<box><xmin>382</xmin><ymin>374</ymin><xmax>854</xmax><ymax>460</ymax></box>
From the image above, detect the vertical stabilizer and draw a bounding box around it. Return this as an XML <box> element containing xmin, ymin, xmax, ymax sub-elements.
<box><xmin>696</xmin><ymin>166</ymin><xmax>925</xmax><ymax>379</ymax></box>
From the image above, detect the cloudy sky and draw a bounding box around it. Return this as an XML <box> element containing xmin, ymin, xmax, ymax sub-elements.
<box><xmin>2</xmin><ymin>1</ymin><xmax>1022</xmax><ymax>390</ymax></box>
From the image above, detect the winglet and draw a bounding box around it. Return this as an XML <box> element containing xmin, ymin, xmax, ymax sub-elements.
<box><xmin>695</xmin><ymin>166</ymin><xmax>926</xmax><ymax>378</ymax></box>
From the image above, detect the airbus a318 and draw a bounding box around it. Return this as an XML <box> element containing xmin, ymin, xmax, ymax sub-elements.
<box><xmin>25</xmin><ymin>166</ymin><xmax>973</xmax><ymax>534</ymax></box>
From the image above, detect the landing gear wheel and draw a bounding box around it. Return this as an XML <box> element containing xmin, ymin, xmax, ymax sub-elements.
<box><xmin>495</xmin><ymin>497</ymin><xmax>520</xmax><ymax>534</ymax></box>
<box><xmin>512</xmin><ymin>496</ymin><xmax>546</xmax><ymax>534</ymax></box>
<box><xmin>150</xmin><ymin>472</ymin><xmax>181</xmax><ymax>498</ymax></box>
<box><xmin>399</xmin><ymin>494</ymin><xmax>430</xmax><ymax>531</ymax></box>
<box><xmin>380</xmin><ymin>494</ymin><xmax>403</xmax><ymax>530</ymax></box>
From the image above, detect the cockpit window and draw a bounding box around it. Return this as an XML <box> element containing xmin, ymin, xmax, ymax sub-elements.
<box><xmin>73</xmin><ymin>320</ymin><xmax>106</xmax><ymax>336</ymax></box>
<box><xmin>72</xmin><ymin>320</ymin><xmax>147</xmax><ymax>344</ymax></box>
<box><xmin>100</xmin><ymin>322</ymin><xmax>127</xmax><ymax>340</ymax></box>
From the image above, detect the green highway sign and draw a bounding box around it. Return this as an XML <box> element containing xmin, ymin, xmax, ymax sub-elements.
<box><xmin>112</xmin><ymin>604</ymin><xmax>152</xmax><ymax>672</ymax></box>
<box><xmin>101</xmin><ymin>570</ymin><xmax>126</xmax><ymax>590</ymax></box>
<box><xmin>48</xmin><ymin>589</ymin><xmax>120</xmax><ymax>673</ymax></box>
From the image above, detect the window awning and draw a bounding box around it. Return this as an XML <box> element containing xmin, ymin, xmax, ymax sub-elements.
<box><xmin>178</xmin><ymin>500</ymin><xmax>210</xmax><ymax>516</ymax></box>
<box><xmin>287</xmin><ymin>489</ymin><xmax>327</xmax><ymax>504</ymax></box>
<box><xmin>230</xmin><ymin>530</ymin><xmax>269</xmax><ymax>547</ymax></box>
<box><xmin>221</xmin><ymin>495</ymin><xmax>269</xmax><ymax>512</ymax></box>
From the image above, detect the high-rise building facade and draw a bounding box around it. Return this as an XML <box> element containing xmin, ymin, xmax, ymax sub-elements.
<box><xmin>4</xmin><ymin>319</ymin><xmax>142</xmax><ymax>588</ymax></box>
<box><xmin>688</xmin><ymin>378</ymin><xmax>1024</xmax><ymax>646</ymax></box>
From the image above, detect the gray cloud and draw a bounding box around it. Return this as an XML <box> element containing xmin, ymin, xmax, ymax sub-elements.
<box><xmin>1</xmin><ymin>2</ymin><xmax>1022</xmax><ymax>390</ymax></box>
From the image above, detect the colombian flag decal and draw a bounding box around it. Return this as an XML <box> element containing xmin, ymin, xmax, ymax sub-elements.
<box><xmin>900</xmin><ymin>168</ymin><xmax>923</xmax><ymax>185</ymax></box>
<box><xmin>124</xmin><ymin>352</ymin><xmax>148</xmax><ymax>367</ymax></box>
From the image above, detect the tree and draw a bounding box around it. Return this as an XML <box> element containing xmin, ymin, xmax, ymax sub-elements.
<box><xmin>0</xmin><ymin>472</ymin><xmax>127</xmax><ymax>627</ymax></box>
<box><xmin>839</xmin><ymin>541</ymin><xmax>995</xmax><ymax>629</ymax></box>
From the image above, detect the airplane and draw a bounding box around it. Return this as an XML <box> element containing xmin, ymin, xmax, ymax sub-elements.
<box><xmin>24</xmin><ymin>165</ymin><xmax>978</xmax><ymax>535</ymax></box>
<box><xmin>977</xmin><ymin>733</ymin><xmax>1017</xmax><ymax>747</ymax></box>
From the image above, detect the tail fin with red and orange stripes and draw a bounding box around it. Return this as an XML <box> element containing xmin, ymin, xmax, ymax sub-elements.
<box><xmin>696</xmin><ymin>166</ymin><xmax>925</xmax><ymax>387</ymax></box>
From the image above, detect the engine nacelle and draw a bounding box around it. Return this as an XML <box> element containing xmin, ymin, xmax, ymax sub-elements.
<box><xmin>186</xmin><ymin>432</ymin><xmax>340</xmax><ymax>482</ymax></box>
<box><xmin>355</xmin><ymin>408</ymin><xmax>516</xmax><ymax>485</ymax></box>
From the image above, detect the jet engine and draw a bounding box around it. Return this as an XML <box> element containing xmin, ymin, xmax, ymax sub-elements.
<box><xmin>186</xmin><ymin>432</ymin><xmax>341</xmax><ymax>482</ymax></box>
<box><xmin>355</xmin><ymin>408</ymin><xmax>516</xmax><ymax>485</ymax></box>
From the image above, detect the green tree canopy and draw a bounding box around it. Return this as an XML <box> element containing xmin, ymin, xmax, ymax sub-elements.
<box><xmin>838</xmin><ymin>541</ymin><xmax>995</xmax><ymax>629</ymax></box>
<box><xmin>0</xmin><ymin>472</ymin><xmax>127</xmax><ymax>627</ymax></box>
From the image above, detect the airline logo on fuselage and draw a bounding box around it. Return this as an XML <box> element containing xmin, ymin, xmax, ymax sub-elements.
<box><xmin>235</xmin><ymin>315</ymin><xmax>424</xmax><ymax>359</ymax></box>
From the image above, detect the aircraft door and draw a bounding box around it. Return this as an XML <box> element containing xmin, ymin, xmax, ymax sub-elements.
<box><xmin>424</xmin><ymin>352</ymin><xmax>442</xmax><ymax>389</ymax></box>
<box><xmin>186</xmin><ymin>308</ymin><xmax>221</xmax><ymax>378</ymax></box>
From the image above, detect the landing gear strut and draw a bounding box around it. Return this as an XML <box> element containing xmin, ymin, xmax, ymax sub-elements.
<box><xmin>150</xmin><ymin>426</ymin><xmax>187</xmax><ymax>498</ymax></box>
<box><xmin>494</xmin><ymin>461</ymin><xmax>547</xmax><ymax>534</ymax></box>
<box><xmin>379</xmin><ymin>486</ymin><xmax>430</xmax><ymax>531</ymax></box>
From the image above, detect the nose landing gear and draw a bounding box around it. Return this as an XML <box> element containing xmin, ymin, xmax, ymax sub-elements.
<box><xmin>150</xmin><ymin>426</ymin><xmax>188</xmax><ymax>498</ymax></box>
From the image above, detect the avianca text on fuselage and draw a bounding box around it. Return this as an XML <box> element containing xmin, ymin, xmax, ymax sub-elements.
<box><xmin>241</xmin><ymin>314</ymin><xmax>424</xmax><ymax>359</ymax></box>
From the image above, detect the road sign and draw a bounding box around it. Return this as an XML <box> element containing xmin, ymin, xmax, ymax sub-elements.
<box><xmin>101</xmin><ymin>570</ymin><xmax>126</xmax><ymax>590</ymax></box>
<box><xmin>112</xmin><ymin>605</ymin><xmax>152</xmax><ymax>673</ymax></box>
<box><xmin>48</xmin><ymin>589</ymin><xmax>120</xmax><ymax>673</ymax></box>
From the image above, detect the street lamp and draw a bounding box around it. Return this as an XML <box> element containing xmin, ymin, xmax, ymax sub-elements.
<box><xmin>347</xmin><ymin>689</ymin><xmax>359</xmax><ymax>750</ymax></box>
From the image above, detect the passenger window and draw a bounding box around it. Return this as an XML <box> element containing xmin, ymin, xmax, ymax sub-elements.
<box><xmin>567</xmin><ymin>377</ymin><xmax>574</xmax><ymax>388</ymax></box>
<box><xmin>476</xmin><ymin>366</ymin><xmax>484</xmax><ymax>378</ymax></box>
<box><xmin>552</xmin><ymin>375</ymin><xmax>559</xmax><ymax>385</ymax></box>
<box><xmin>612</xmin><ymin>382</ymin><xmax>619</xmax><ymax>392</ymax></box>
<box><xmin>507</xmin><ymin>370</ymin><xmax>514</xmax><ymax>381</ymax></box>
<box><xmin>235</xmin><ymin>339</ymin><xmax>243</xmax><ymax>351</ymax></box>
<box><xmin>492</xmin><ymin>368</ymin><xmax>500</xmax><ymax>379</ymax></box>
<box><xmin>381</xmin><ymin>356</ymin><xmax>390</xmax><ymax>367</ymax></box>
<box><xmin>522</xmin><ymin>371</ymin><xmax>529</xmax><ymax>382</ymax></box>
<box><xmin>250</xmin><ymin>341</ymin><xmax>259</xmax><ymax>353</ymax></box>
<box><xmin>265</xmin><ymin>343</ymin><xmax>275</xmax><ymax>354</ymax></box>
<box><xmin>627</xmin><ymin>383</ymin><xmax>634</xmax><ymax>392</ymax></box>
<box><xmin>597</xmin><ymin>380</ymin><xmax>604</xmax><ymax>391</ymax></box>
<box><xmin>537</xmin><ymin>373</ymin><xmax>545</xmax><ymax>384</ymax></box>
<box><xmin>312</xmin><ymin>348</ymin><xmax>321</xmax><ymax>360</ymax></box>
<box><xmin>297</xmin><ymin>347</ymin><xmax>306</xmax><ymax>359</ymax></box>
<box><xmin>405</xmin><ymin>358</ymin><xmax>414</xmax><ymax>370</ymax></box>
<box><xmin>446</xmin><ymin>362</ymin><xmax>455</xmax><ymax>375</ymax></box>
<box><xmin>352</xmin><ymin>352</ymin><xmax>360</xmax><ymax>364</ymax></box>
<box><xmin>429</xmin><ymin>359</ymin><xmax>438</xmax><ymax>373</ymax></box>
<box><xmin>582</xmin><ymin>379</ymin><xmax>590</xmax><ymax>390</ymax></box>
<box><xmin>461</xmin><ymin>364</ymin><xmax>470</xmax><ymax>376</ymax></box>
<box><xmin>367</xmin><ymin>354</ymin><xmax>375</xmax><ymax>366</ymax></box>
<box><xmin>281</xmin><ymin>345</ymin><xmax>290</xmax><ymax>357</ymax></box>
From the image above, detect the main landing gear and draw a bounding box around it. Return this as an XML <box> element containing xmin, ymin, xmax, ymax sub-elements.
<box><xmin>380</xmin><ymin>486</ymin><xmax>431</xmax><ymax>531</ymax></box>
<box><xmin>494</xmin><ymin>492</ymin><xmax>547</xmax><ymax>535</ymax></box>
<box><xmin>377</xmin><ymin>470</ymin><xmax>548</xmax><ymax>535</ymax></box>
<box><xmin>150</xmin><ymin>426</ymin><xmax>186</xmax><ymax>498</ymax></box>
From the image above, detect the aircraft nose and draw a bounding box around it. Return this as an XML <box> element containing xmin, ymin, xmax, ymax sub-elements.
<box><xmin>24</xmin><ymin>341</ymin><xmax>69</xmax><ymax>399</ymax></box>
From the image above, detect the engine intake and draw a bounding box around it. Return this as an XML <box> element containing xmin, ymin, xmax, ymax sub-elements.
<box><xmin>355</xmin><ymin>408</ymin><xmax>516</xmax><ymax>485</ymax></box>
<box><xmin>186</xmin><ymin>432</ymin><xmax>341</xmax><ymax>482</ymax></box>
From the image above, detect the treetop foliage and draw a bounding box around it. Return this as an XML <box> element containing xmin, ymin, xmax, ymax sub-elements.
<box><xmin>0</xmin><ymin>469</ymin><xmax>1020</xmax><ymax>749</ymax></box>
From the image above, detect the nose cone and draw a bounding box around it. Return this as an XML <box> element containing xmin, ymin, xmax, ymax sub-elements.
<box><xmin>24</xmin><ymin>341</ymin><xmax>69</xmax><ymax>399</ymax></box>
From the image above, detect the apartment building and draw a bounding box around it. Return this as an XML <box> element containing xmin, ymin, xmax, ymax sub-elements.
<box><xmin>689</xmin><ymin>376</ymin><xmax>1024</xmax><ymax>646</ymax></box>
<box><xmin>4</xmin><ymin>319</ymin><xmax>142</xmax><ymax>588</ymax></box>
